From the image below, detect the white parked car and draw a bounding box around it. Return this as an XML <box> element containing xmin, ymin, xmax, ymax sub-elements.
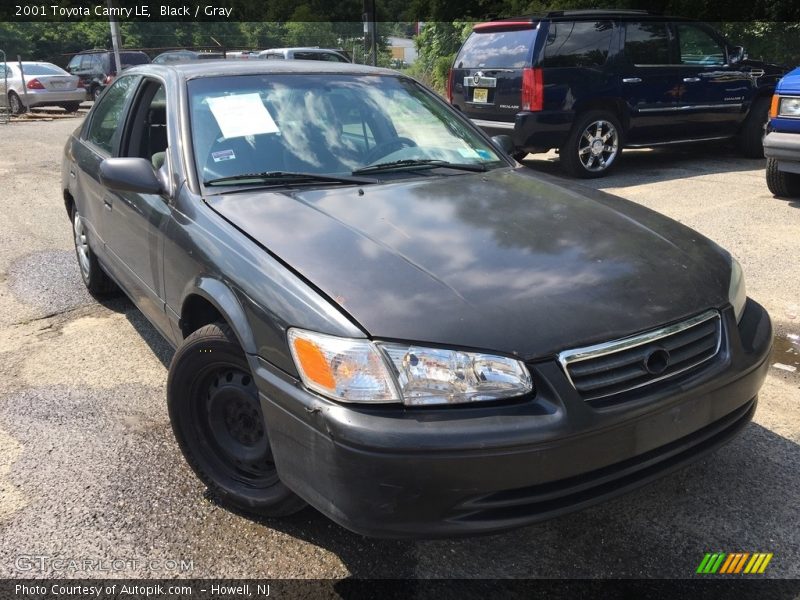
<box><xmin>3</xmin><ymin>62</ymin><xmax>85</xmax><ymax>114</ymax></box>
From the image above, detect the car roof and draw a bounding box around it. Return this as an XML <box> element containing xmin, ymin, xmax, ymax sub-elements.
<box><xmin>476</xmin><ymin>10</ymin><xmax>689</xmax><ymax>25</ymax></box>
<box><xmin>124</xmin><ymin>60</ymin><xmax>396</xmax><ymax>80</ymax></box>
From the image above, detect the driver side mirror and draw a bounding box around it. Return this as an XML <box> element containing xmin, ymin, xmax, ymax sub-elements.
<box><xmin>491</xmin><ymin>134</ymin><xmax>514</xmax><ymax>155</ymax></box>
<box><xmin>728</xmin><ymin>45</ymin><xmax>747</xmax><ymax>65</ymax></box>
<box><xmin>99</xmin><ymin>157</ymin><xmax>163</xmax><ymax>195</ymax></box>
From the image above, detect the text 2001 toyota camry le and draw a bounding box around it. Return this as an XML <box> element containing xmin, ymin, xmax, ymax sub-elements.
<box><xmin>62</xmin><ymin>61</ymin><xmax>771</xmax><ymax>537</ymax></box>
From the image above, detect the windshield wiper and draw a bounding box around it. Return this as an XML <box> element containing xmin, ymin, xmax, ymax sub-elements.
<box><xmin>351</xmin><ymin>159</ymin><xmax>487</xmax><ymax>175</ymax></box>
<box><xmin>204</xmin><ymin>171</ymin><xmax>377</xmax><ymax>186</ymax></box>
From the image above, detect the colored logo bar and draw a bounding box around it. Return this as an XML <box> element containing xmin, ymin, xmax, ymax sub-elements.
<box><xmin>696</xmin><ymin>552</ymin><xmax>773</xmax><ymax>574</ymax></box>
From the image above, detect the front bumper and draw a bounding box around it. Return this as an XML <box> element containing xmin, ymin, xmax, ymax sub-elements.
<box><xmin>764</xmin><ymin>131</ymin><xmax>800</xmax><ymax>174</ymax></box>
<box><xmin>252</xmin><ymin>300</ymin><xmax>771</xmax><ymax>538</ymax></box>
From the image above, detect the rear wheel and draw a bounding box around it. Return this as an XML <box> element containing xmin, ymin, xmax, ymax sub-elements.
<box><xmin>71</xmin><ymin>206</ymin><xmax>117</xmax><ymax>295</ymax></box>
<box><xmin>167</xmin><ymin>323</ymin><xmax>307</xmax><ymax>517</ymax></box>
<box><xmin>91</xmin><ymin>85</ymin><xmax>103</xmax><ymax>102</ymax></box>
<box><xmin>766</xmin><ymin>157</ymin><xmax>800</xmax><ymax>198</ymax></box>
<box><xmin>62</xmin><ymin>102</ymin><xmax>81</xmax><ymax>113</ymax></box>
<box><xmin>737</xmin><ymin>96</ymin><xmax>770</xmax><ymax>158</ymax></box>
<box><xmin>560</xmin><ymin>110</ymin><xmax>622</xmax><ymax>178</ymax></box>
<box><xmin>8</xmin><ymin>91</ymin><xmax>24</xmax><ymax>115</ymax></box>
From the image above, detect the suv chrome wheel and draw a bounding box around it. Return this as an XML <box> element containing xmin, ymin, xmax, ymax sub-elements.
<box><xmin>578</xmin><ymin>120</ymin><xmax>619</xmax><ymax>173</ymax></box>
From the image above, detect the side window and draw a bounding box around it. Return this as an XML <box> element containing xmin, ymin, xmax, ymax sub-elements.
<box><xmin>123</xmin><ymin>82</ymin><xmax>169</xmax><ymax>170</ymax></box>
<box><xmin>85</xmin><ymin>76</ymin><xmax>138</xmax><ymax>154</ymax></box>
<box><xmin>624</xmin><ymin>22</ymin><xmax>672</xmax><ymax>65</ymax></box>
<box><xmin>676</xmin><ymin>24</ymin><xmax>725</xmax><ymax>66</ymax></box>
<box><xmin>543</xmin><ymin>21</ymin><xmax>613</xmax><ymax>68</ymax></box>
<box><xmin>265</xmin><ymin>53</ymin><xmax>284</xmax><ymax>60</ymax></box>
<box><xmin>67</xmin><ymin>56</ymin><xmax>81</xmax><ymax>72</ymax></box>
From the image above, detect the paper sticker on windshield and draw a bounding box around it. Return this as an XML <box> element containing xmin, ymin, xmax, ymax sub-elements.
<box><xmin>207</xmin><ymin>93</ymin><xmax>279</xmax><ymax>139</ymax></box>
<box><xmin>212</xmin><ymin>149</ymin><xmax>236</xmax><ymax>162</ymax></box>
<box><xmin>457</xmin><ymin>147</ymin><xmax>480</xmax><ymax>159</ymax></box>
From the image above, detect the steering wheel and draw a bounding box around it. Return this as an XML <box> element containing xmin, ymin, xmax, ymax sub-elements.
<box><xmin>363</xmin><ymin>137</ymin><xmax>417</xmax><ymax>164</ymax></box>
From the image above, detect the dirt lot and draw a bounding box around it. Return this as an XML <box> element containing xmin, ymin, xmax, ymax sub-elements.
<box><xmin>0</xmin><ymin>116</ymin><xmax>798</xmax><ymax>579</ymax></box>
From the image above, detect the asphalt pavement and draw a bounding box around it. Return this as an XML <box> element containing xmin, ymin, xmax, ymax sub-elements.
<box><xmin>0</xmin><ymin>118</ymin><xmax>798</xmax><ymax>579</ymax></box>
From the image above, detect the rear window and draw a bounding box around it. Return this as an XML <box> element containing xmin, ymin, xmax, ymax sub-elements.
<box><xmin>21</xmin><ymin>63</ymin><xmax>65</xmax><ymax>76</ymax></box>
<box><xmin>542</xmin><ymin>21</ymin><xmax>613</xmax><ymax>68</ymax></box>
<box><xmin>455</xmin><ymin>28</ymin><xmax>537</xmax><ymax>69</ymax></box>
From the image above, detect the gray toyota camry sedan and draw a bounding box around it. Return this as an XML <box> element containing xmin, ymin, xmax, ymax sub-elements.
<box><xmin>62</xmin><ymin>60</ymin><xmax>771</xmax><ymax>538</ymax></box>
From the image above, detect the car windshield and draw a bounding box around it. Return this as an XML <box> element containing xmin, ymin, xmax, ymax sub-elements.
<box><xmin>21</xmin><ymin>63</ymin><xmax>66</xmax><ymax>75</ymax></box>
<box><xmin>188</xmin><ymin>74</ymin><xmax>504</xmax><ymax>186</ymax></box>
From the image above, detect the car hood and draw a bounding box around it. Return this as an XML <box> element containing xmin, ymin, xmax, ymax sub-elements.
<box><xmin>205</xmin><ymin>168</ymin><xmax>732</xmax><ymax>360</ymax></box>
<box><xmin>777</xmin><ymin>67</ymin><xmax>800</xmax><ymax>94</ymax></box>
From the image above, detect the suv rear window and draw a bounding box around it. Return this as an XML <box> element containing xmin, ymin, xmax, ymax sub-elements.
<box><xmin>542</xmin><ymin>21</ymin><xmax>613</xmax><ymax>68</ymax></box>
<box><xmin>456</xmin><ymin>28</ymin><xmax>537</xmax><ymax>69</ymax></box>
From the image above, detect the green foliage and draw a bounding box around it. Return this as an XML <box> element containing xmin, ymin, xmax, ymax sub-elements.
<box><xmin>406</xmin><ymin>21</ymin><xmax>472</xmax><ymax>92</ymax></box>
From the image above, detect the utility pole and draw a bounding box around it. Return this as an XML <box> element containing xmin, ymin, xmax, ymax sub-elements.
<box><xmin>107</xmin><ymin>0</ymin><xmax>123</xmax><ymax>78</ymax></box>
<box><xmin>363</xmin><ymin>0</ymin><xmax>377</xmax><ymax>66</ymax></box>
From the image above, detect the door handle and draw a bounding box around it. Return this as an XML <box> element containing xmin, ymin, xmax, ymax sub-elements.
<box><xmin>69</xmin><ymin>169</ymin><xmax>76</xmax><ymax>179</ymax></box>
<box><xmin>683</xmin><ymin>77</ymin><xmax>701</xmax><ymax>82</ymax></box>
<box><xmin>103</xmin><ymin>197</ymin><xmax>113</xmax><ymax>211</ymax></box>
<box><xmin>622</xmin><ymin>77</ymin><xmax>642</xmax><ymax>83</ymax></box>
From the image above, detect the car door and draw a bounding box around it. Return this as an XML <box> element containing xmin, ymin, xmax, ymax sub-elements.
<box><xmin>620</xmin><ymin>20</ymin><xmax>691</xmax><ymax>144</ymax></box>
<box><xmin>671</xmin><ymin>22</ymin><xmax>751</xmax><ymax>137</ymax></box>
<box><xmin>72</xmin><ymin>74</ymin><xmax>140</xmax><ymax>258</ymax></box>
<box><xmin>101</xmin><ymin>79</ymin><xmax>173</xmax><ymax>337</ymax></box>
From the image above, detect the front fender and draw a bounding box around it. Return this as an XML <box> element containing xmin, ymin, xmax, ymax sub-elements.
<box><xmin>179</xmin><ymin>276</ymin><xmax>259</xmax><ymax>355</ymax></box>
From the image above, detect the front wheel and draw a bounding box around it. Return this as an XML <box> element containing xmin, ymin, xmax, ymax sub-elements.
<box><xmin>737</xmin><ymin>96</ymin><xmax>770</xmax><ymax>158</ymax></box>
<box><xmin>560</xmin><ymin>110</ymin><xmax>622</xmax><ymax>178</ymax></box>
<box><xmin>167</xmin><ymin>323</ymin><xmax>307</xmax><ymax>517</ymax></box>
<box><xmin>766</xmin><ymin>157</ymin><xmax>800</xmax><ymax>198</ymax></box>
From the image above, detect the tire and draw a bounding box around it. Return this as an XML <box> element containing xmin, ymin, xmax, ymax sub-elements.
<box><xmin>8</xmin><ymin>91</ymin><xmax>24</xmax><ymax>115</ymax></box>
<box><xmin>737</xmin><ymin>96</ymin><xmax>770</xmax><ymax>158</ymax></box>
<box><xmin>560</xmin><ymin>110</ymin><xmax>623</xmax><ymax>178</ymax></box>
<box><xmin>91</xmin><ymin>85</ymin><xmax>103</xmax><ymax>102</ymax></box>
<box><xmin>62</xmin><ymin>102</ymin><xmax>81</xmax><ymax>113</ymax></box>
<box><xmin>167</xmin><ymin>323</ymin><xmax>307</xmax><ymax>517</ymax></box>
<box><xmin>766</xmin><ymin>157</ymin><xmax>800</xmax><ymax>198</ymax></box>
<box><xmin>71</xmin><ymin>206</ymin><xmax>117</xmax><ymax>296</ymax></box>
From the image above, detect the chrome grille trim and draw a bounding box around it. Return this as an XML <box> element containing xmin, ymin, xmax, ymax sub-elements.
<box><xmin>558</xmin><ymin>310</ymin><xmax>722</xmax><ymax>401</ymax></box>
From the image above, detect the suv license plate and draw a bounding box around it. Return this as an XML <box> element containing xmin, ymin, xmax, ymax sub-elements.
<box><xmin>473</xmin><ymin>88</ymin><xmax>488</xmax><ymax>103</ymax></box>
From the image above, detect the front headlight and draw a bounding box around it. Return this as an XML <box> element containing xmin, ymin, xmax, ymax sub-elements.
<box><xmin>287</xmin><ymin>328</ymin><xmax>533</xmax><ymax>406</ymax></box>
<box><xmin>778</xmin><ymin>96</ymin><xmax>800</xmax><ymax>118</ymax></box>
<box><xmin>729</xmin><ymin>258</ymin><xmax>747</xmax><ymax>322</ymax></box>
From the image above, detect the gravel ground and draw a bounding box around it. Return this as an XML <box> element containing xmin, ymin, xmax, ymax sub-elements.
<box><xmin>0</xmin><ymin>118</ymin><xmax>798</xmax><ymax>580</ymax></box>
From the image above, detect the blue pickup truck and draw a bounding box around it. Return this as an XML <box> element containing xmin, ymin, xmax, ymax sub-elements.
<box><xmin>765</xmin><ymin>67</ymin><xmax>800</xmax><ymax>197</ymax></box>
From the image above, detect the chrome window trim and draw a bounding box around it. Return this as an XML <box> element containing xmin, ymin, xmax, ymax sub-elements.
<box><xmin>558</xmin><ymin>310</ymin><xmax>722</xmax><ymax>399</ymax></box>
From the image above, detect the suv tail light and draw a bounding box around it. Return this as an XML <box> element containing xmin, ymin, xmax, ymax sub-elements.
<box><xmin>26</xmin><ymin>78</ymin><xmax>45</xmax><ymax>90</ymax></box>
<box><xmin>447</xmin><ymin>68</ymin><xmax>454</xmax><ymax>104</ymax></box>
<box><xmin>104</xmin><ymin>75</ymin><xmax>114</xmax><ymax>85</ymax></box>
<box><xmin>521</xmin><ymin>67</ymin><xmax>543</xmax><ymax>112</ymax></box>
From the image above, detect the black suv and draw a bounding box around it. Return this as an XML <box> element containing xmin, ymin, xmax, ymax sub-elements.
<box><xmin>449</xmin><ymin>10</ymin><xmax>784</xmax><ymax>177</ymax></box>
<box><xmin>66</xmin><ymin>50</ymin><xmax>151</xmax><ymax>101</ymax></box>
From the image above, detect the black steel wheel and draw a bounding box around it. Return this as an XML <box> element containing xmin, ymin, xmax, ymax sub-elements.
<box><xmin>167</xmin><ymin>323</ymin><xmax>306</xmax><ymax>517</ymax></box>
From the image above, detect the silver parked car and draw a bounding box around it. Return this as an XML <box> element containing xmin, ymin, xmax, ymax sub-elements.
<box><xmin>3</xmin><ymin>62</ymin><xmax>85</xmax><ymax>114</ymax></box>
<box><xmin>256</xmin><ymin>47</ymin><xmax>351</xmax><ymax>62</ymax></box>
